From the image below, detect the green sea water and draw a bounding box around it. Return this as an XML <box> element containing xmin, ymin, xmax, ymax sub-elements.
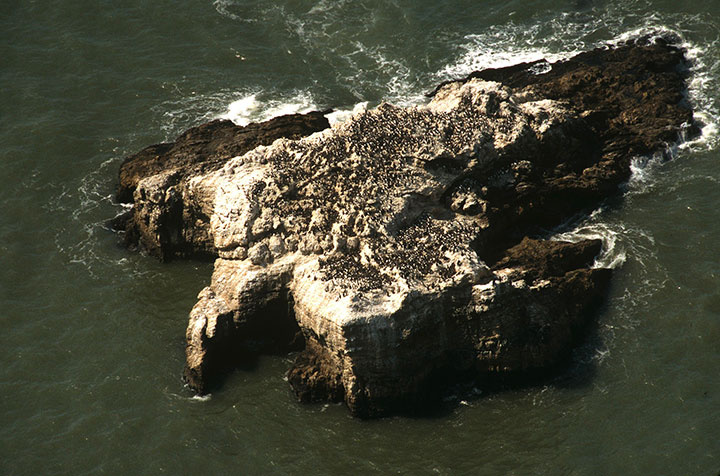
<box><xmin>2</xmin><ymin>1</ymin><xmax>719</xmax><ymax>474</ymax></box>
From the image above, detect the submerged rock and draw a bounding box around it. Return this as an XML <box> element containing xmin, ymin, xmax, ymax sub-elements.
<box><xmin>117</xmin><ymin>38</ymin><xmax>696</xmax><ymax>418</ymax></box>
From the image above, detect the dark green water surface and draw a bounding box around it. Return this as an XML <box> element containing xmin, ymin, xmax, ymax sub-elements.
<box><xmin>2</xmin><ymin>1</ymin><xmax>719</xmax><ymax>474</ymax></box>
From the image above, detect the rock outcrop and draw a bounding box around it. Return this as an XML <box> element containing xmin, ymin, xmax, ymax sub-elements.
<box><xmin>114</xmin><ymin>111</ymin><xmax>331</xmax><ymax>259</ymax></box>
<box><xmin>116</xmin><ymin>36</ymin><xmax>697</xmax><ymax>418</ymax></box>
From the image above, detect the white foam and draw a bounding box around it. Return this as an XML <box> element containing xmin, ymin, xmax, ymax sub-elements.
<box><xmin>435</xmin><ymin>15</ymin><xmax>591</xmax><ymax>83</ymax></box>
<box><xmin>325</xmin><ymin>102</ymin><xmax>368</xmax><ymax>126</ymax></box>
<box><xmin>212</xmin><ymin>0</ymin><xmax>259</xmax><ymax>23</ymax></box>
<box><xmin>593</xmin><ymin>347</ymin><xmax>612</xmax><ymax>365</ymax></box>
<box><xmin>681</xmin><ymin>40</ymin><xmax>720</xmax><ymax>151</ymax></box>
<box><xmin>220</xmin><ymin>91</ymin><xmax>319</xmax><ymax>127</ymax></box>
<box><xmin>439</xmin><ymin>42</ymin><xmax>566</xmax><ymax>81</ymax></box>
<box><xmin>153</xmin><ymin>88</ymin><xmax>323</xmax><ymax>138</ymax></box>
<box><xmin>155</xmin><ymin>90</ymin><xmax>238</xmax><ymax>140</ymax></box>
<box><xmin>626</xmin><ymin>152</ymin><xmax>669</xmax><ymax>193</ymax></box>
<box><xmin>223</xmin><ymin>94</ymin><xmax>259</xmax><ymax>124</ymax></box>
<box><xmin>553</xmin><ymin>216</ymin><xmax>627</xmax><ymax>270</ymax></box>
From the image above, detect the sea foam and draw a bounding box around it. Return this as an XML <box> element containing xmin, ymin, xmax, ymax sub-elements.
<box><xmin>220</xmin><ymin>91</ymin><xmax>318</xmax><ymax>126</ymax></box>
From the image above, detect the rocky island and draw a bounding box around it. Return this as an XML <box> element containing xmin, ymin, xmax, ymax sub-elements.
<box><xmin>114</xmin><ymin>36</ymin><xmax>697</xmax><ymax>418</ymax></box>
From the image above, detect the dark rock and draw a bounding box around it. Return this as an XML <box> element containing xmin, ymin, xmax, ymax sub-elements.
<box><xmin>491</xmin><ymin>237</ymin><xmax>603</xmax><ymax>281</ymax></box>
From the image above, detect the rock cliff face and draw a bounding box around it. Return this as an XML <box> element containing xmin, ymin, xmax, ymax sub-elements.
<box><xmin>116</xmin><ymin>37</ymin><xmax>696</xmax><ymax>418</ymax></box>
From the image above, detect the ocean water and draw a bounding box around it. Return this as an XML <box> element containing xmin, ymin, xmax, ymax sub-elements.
<box><xmin>2</xmin><ymin>1</ymin><xmax>719</xmax><ymax>474</ymax></box>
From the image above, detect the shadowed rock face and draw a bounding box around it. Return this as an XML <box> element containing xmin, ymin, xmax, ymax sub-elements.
<box><xmin>116</xmin><ymin>37</ymin><xmax>696</xmax><ymax>418</ymax></box>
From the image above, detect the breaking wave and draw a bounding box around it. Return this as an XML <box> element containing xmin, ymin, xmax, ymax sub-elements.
<box><xmin>220</xmin><ymin>91</ymin><xmax>319</xmax><ymax>126</ymax></box>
